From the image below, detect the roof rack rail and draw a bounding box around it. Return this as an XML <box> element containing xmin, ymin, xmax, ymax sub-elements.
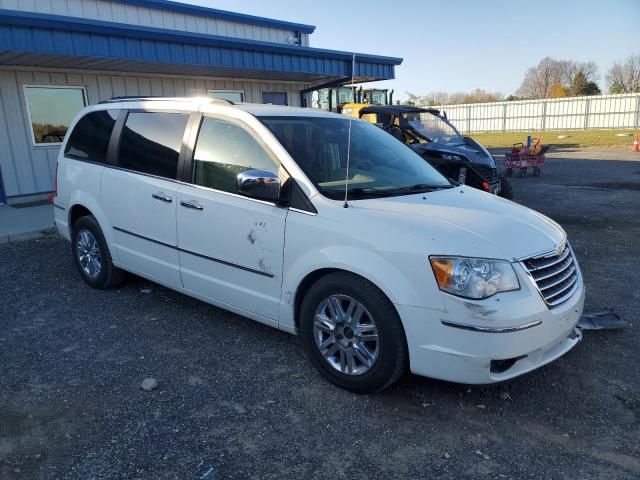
<box><xmin>98</xmin><ymin>96</ymin><xmax>234</xmax><ymax>105</ymax></box>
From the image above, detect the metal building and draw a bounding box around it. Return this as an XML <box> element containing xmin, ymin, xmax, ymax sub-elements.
<box><xmin>0</xmin><ymin>0</ymin><xmax>402</xmax><ymax>204</ymax></box>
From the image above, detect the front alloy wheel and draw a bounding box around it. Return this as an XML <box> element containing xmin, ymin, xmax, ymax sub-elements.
<box><xmin>300</xmin><ymin>272</ymin><xmax>408</xmax><ymax>393</ymax></box>
<box><xmin>313</xmin><ymin>295</ymin><xmax>379</xmax><ymax>375</ymax></box>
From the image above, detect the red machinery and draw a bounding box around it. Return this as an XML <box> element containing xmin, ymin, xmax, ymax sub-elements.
<box><xmin>504</xmin><ymin>138</ymin><xmax>549</xmax><ymax>177</ymax></box>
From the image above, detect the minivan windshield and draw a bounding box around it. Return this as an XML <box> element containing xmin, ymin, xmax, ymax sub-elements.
<box><xmin>405</xmin><ymin>112</ymin><xmax>464</xmax><ymax>146</ymax></box>
<box><xmin>259</xmin><ymin>116</ymin><xmax>452</xmax><ymax>200</ymax></box>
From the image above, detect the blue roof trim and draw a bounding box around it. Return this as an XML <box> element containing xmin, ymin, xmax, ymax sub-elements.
<box><xmin>0</xmin><ymin>10</ymin><xmax>400</xmax><ymax>81</ymax></box>
<box><xmin>0</xmin><ymin>10</ymin><xmax>402</xmax><ymax>65</ymax></box>
<box><xmin>112</xmin><ymin>0</ymin><xmax>316</xmax><ymax>34</ymax></box>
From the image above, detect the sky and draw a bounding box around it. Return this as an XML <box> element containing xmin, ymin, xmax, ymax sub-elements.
<box><xmin>179</xmin><ymin>0</ymin><xmax>640</xmax><ymax>101</ymax></box>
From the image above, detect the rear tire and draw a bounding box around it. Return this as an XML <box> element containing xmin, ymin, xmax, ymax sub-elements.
<box><xmin>300</xmin><ymin>272</ymin><xmax>408</xmax><ymax>393</ymax></box>
<box><xmin>71</xmin><ymin>215</ymin><xmax>126</xmax><ymax>289</ymax></box>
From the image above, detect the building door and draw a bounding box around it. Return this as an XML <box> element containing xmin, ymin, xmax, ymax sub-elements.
<box><xmin>176</xmin><ymin>115</ymin><xmax>287</xmax><ymax>321</ymax></box>
<box><xmin>262</xmin><ymin>92</ymin><xmax>288</xmax><ymax>105</ymax></box>
<box><xmin>0</xmin><ymin>166</ymin><xmax>5</xmax><ymax>204</ymax></box>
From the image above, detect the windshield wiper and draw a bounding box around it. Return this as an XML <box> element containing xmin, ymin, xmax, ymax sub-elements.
<box><xmin>346</xmin><ymin>188</ymin><xmax>401</xmax><ymax>198</ymax></box>
<box><xmin>385</xmin><ymin>183</ymin><xmax>454</xmax><ymax>194</ymax></box>
<box><xmin>348</xmin><ymin>184</ymin><xmax>453</xmax><ymax>198</ymax></box>
<box><xmin>320</xmin><ymin>184</ymin><xmax>453</xmax><ymax>200</ymax></box>
<box><xmin>318</xmin><ymin>187</ymin><xmax>392</xmax><ymax>199</ymax></box>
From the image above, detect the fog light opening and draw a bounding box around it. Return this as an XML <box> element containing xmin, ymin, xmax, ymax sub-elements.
<box><xmin>490</xmin><ymin>355</ymin><xmax>527</xmax><ymax>374</ymax></box>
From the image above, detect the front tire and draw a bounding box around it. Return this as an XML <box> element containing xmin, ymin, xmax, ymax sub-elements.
<box><xmin>71</xmin><ymin>215</ymin><xmax>126</xmax><ymax>289</ymax></box>
<box><xmin>300</xmin><ymin>272</ymin><xmax>408</xmax><ymax>393</ymax></box>
<box><xmin>498</xmin><ymin>174</ymin><xmax>514</xmax><ymax>199</ymax></box>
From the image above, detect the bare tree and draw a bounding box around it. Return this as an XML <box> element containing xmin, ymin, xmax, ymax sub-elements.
<box><xmin>404</xmin><ymin>89</ymin><xmax>502</xmax><ymax>106</ymax></box>
<box><xmin>516</xmin><ymin>57</ymin><xmax>564</xmax><ymax>98</ymax></box>
<box><xmin>517</xmin><ymin>57</ymin><xmax>600</xmax><ymax>98</ymax></box>
<box><xmin>606</xmin><ymin>54</ymin><xmax>640</xmax><ymax>94</ymax></box>
<box><xmin>557</xmin><ymin>60</ymin><xmax>596</xmax><ymax>84</ymax></box>
<box><xmin>427</xmin><ymin>91</ymin><xmax>451</xmax><ymax>105</ymax></box>
<box><xmin>462</xmin><ymin>88</ymin><xmax>503</xmax><ymax>104</ymax></box>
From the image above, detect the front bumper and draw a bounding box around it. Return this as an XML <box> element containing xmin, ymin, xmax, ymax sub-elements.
<box><xmin>397</xmin><ymin>277</ymin><xmax>585</xmax><ymax>384</ymax></box>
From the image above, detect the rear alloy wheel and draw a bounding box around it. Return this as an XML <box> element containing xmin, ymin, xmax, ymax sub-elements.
<box><xmin>71</xmin><ymin>215</ymin><xmax>126</xmax><ymax>289</ymax></box>
<box><xmin>300</xmin><ymin>272</ymin><xmax>408</xmax><ymax>393</ymax></box>
<box><xmin>76</xmin><ymin>229</ymin><xmax>102</xmax><ymax>279</ymax></box>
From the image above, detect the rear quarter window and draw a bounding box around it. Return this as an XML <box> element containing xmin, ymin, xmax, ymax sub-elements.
<box><xmin>64</xmin><ymin>110</ymin><xmax>119</xmax><ymax>163</ymax></box>
<box><xmin>117</xmin><ymin>112</ymin><xmax>189</xmax><ymax>179</ymax></box>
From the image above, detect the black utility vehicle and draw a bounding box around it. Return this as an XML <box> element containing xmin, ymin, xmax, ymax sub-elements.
<box><xmin>357</xmin><ymin>105</ymin><xmax>513</xmax><ymax>198</ymax></box>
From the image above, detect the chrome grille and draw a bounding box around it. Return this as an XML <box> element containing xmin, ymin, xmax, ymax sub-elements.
<box><xmin>522</xmin><ymin>244</ymin><xmax>579</xmax><ymax>307</ymax></box>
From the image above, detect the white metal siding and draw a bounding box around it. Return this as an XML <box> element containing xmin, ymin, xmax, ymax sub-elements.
<box><xmin>434</xmin><ymin>94</ymin><xmax>640</xmax><ymax>133</ymax></box>
<box><xmin>0</xmin><ymin>0</ymin><xmax>310</xmax><ymax>46</ymax></box>
<box><xmin>0</xmin><ymin>68</ymin><xmax>309</xmax><ymax>197</ymax></box>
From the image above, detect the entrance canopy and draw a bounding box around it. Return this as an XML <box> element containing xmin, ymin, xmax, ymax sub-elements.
<box><xmin>0</xmin><ymin>10</ymin><xmax>402</xmax><ymax>85</ymax></box>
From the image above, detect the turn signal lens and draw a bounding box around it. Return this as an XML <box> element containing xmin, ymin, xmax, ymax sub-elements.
<box><xmin>429</xmin><ymin>256</ymin><xmax>520</xmax><ymax>299</ymax></box>
<box><xmin>431</xmin><ymin>258</ymin><xmax>453</xmax><ymax>288</ymax></box>
<box><xmin>482</xmin><ymin>181</ymin><xmax>490</xmax><ymax>191</ymax></box>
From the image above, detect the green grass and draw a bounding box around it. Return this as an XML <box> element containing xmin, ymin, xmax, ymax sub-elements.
<box><xmin>468</xmin><ymin>129</ymin><xmax>639</xmax><ymax>149</ymax></box>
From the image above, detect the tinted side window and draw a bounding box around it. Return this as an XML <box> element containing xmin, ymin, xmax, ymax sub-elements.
<box><xmin>192</xmin><ymin>117</ymin><xmax>277</xmax><ymax>193</ymax></box>
<box><xmin>118</xmin><ymin>112</ymin><xmax>189</xmax><ymax>179</ymax></box>
<box><xmin>64</xmin><ymin>110</ymin><xmax>119</xmax><ymax>163</ymax></box>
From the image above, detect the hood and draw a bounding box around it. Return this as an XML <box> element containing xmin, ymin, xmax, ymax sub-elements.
<box><xmin>413</xmin><ymin>139</ymin><xmax>496</xmax><ymax>167</ymax></box>
<box><xmin>349</xmin><ymin>187</ymin><xmax>565</xmax><ymax>261</ymax></box>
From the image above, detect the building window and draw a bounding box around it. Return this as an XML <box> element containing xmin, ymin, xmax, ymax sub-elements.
<box><xmin>23</xmin><ymin>86</ymin><xmax>87</xmax><ymax>145</ymax></box>
<box><xmin>208</xmin><ymin>90</ymin><xmax>244</xmax><ymax>103</ymax></box>
<box><xmin>262</xmin><ymin>92</ymin><xmax>288</xmax><ymax>105</ymax></box>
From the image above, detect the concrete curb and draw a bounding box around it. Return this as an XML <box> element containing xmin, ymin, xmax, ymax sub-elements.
<box><xmin>0</xmin><ymin>228</ymin><xmax>58</xmax><ymax>245</ymax></box>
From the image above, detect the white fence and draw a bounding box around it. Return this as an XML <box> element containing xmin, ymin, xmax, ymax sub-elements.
<box><xmin>433</xmin><ymin>93</ymin><xmax>640</xmax><ymax>133</ymax></box>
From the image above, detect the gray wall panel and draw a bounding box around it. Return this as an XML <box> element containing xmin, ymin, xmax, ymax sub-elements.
<box><xmin>0</xmin><ymin>77</ymin><xmax>20</xmax><ymax>196</ymax></box>
<box><xmin>0</xmin><ymin>0</ymin><xmax>310</xmax><ymax>46</ymax></box>
<box><xmin>0</xmin><ymin>71</ymin><xmax>39</xmax><ymax>196</ymax></box>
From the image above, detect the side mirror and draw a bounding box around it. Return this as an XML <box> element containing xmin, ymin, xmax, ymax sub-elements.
<box><xmin>237</xmin><ymin>169</ymin><xmax>281</xmax><ymax>202</ymax></box>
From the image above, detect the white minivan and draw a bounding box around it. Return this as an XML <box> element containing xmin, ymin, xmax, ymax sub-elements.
<box><xmin>53</xmin><ymin>97</ymin><xmax>585</xmax><ymax>393</ymax></box>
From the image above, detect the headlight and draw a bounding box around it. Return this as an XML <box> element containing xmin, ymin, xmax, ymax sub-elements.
<box><xmin>429</xmin><ymin>256</ymin><xmax>520</xmax><ymax>299</ymax></box>
<box><xmin>442</xmin><ymin>153</ymin><xmax>466</xmax><ymax>162</ymax></box>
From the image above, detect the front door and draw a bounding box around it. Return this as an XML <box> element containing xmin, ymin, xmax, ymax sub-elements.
<box><xmin>101</xmin><ymin>111</ymin><xmax>190</xmax><ymax>286</ymax></box>
<box><xmin>177</xmin><ymin>116</ymin><xmax>288</xmax><ymax>320</ymax></box>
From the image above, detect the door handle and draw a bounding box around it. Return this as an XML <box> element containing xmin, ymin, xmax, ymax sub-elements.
<box><xmin>152</xmin><ymin>192</ymin><xmax>172</xmax><ymax>203</ymax></box>
<box><xmin>180</xmin><ymin>200</ymin><xmax>204</xmax><ymax>211</ymax></box>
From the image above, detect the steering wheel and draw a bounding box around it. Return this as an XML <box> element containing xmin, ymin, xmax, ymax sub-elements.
<box><xmin>351</xmin><ymin>158</ymin><xmax>374</xmax><ymax>170</ymax></box>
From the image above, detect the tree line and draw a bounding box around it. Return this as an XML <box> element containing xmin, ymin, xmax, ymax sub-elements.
<box><xmin>405</xmin><ymin>54</ymin><xmax>639</xmax><ymax>106</ymax></box>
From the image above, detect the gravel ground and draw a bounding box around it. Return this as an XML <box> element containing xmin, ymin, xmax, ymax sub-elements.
<box><xmin>1</xmin><ymin>147</ymin><xmax>639</xmax><ymax>479</ymax></box>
